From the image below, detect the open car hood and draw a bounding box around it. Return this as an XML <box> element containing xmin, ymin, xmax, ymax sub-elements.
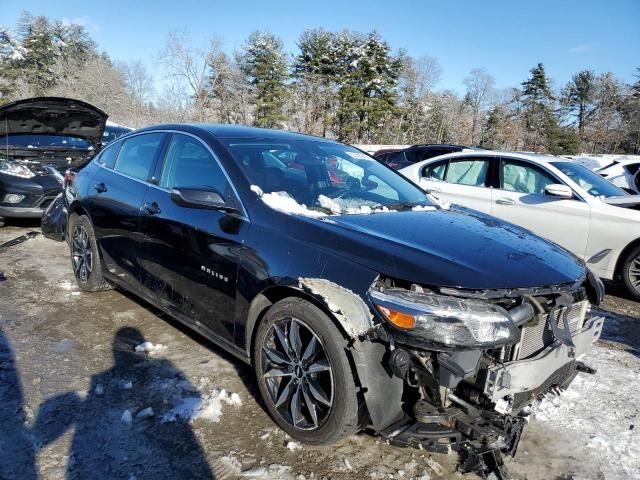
<box><xmin>0</xmin><ymin>97</ymin><xmax>108</xmax><ymax>147</ymax></box>
<box><xmin>601</xmin><ymin>195</ymin><xmax>640</xmax><ymax>208</ymax></box>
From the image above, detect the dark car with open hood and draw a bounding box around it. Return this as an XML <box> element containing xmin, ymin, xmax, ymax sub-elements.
<box><xmin>0</xmin><ymin>97</ymin><xmax>107</xmax><ymax>226</ymax></box>
<box><xmin>46</xmin><ymin>124</ymin><xmax>605</xmax><ymax>478</ymax></box>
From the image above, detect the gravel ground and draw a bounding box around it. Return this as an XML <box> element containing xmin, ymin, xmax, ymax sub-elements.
<box><xmin>0</xmin><ymin>219</ymin><xmax>638</xmax><ymax>480</ymax></box>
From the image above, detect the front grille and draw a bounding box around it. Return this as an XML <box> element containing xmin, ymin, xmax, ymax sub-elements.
<box><xmin>512</xmin><ymin>360</ymin><xmax>577</xmax><ymax>412</ymax></box>
<box><xmin>515</xmin><ymin>301</ymin><xmax>588</xmax><ymax>360</ymax></box>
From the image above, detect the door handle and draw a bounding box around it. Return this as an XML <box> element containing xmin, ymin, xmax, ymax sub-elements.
<box><xmin>142</xmin><ymin>202</ymin><xmax>161</xmax><ymax>215</ymax></box>
<box><xmin>428</xmin><ymin>186</ymin><xmax>442</xmax><ymax>193</ymax></box>
<box><xmin>496</xmin><ymin>197</ymin><xmax>515</xmax><ymax>205</ymax></box>
<box><xmin>93</xmin><ymin>182</ymin><xmax>107</xmax><ymax>193</ymax></box>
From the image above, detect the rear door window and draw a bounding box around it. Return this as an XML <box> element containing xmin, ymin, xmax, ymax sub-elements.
<box><xmin>114</xmin><ymin>133</ymin><xmax>164</xmax><ymax>181</ymax></box>
<box><xmin>445</xmin><ymin>158</ymin><xmax>491</xmax><ymax>187</ymax></box>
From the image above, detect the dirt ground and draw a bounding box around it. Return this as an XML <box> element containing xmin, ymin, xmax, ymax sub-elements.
<box><xmin>1</xmin><ymin>219</ymin><xmax>638</xmax><ymax>480</ymax></box>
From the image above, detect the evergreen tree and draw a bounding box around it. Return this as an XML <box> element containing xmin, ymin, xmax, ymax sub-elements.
<box><xmin>332</xmin><ymin>31</ymin><xmax>402</xmax><ymax>143</ymax></box>
<box><xmin>561</xmin><ymin>70</ymin><xmax>596</xmax><ymax>139</ymax></box>
<box><xmin>292</xmin><ymin>29</ymin><xmax>338</xmax><ymax>136</ymax></box>
<box><xmin>240</xmin><ymin>31</ymin><xmax>289</xmax><ymax>129</ymax></box>
<box><xmin>520</xmin><ymin>63</ymin><xmax>560</xmax><ymax>151</ymax></box>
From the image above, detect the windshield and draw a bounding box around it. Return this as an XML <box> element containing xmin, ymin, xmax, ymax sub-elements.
<box><xmin>2</xmin><ymin>134</ymin><xmax>91</xmax><ymax>149</ymax></box>
<box><xmin>103</xmin><ymin>125</ymin><xmax>132</xmax><ymax>144</ymax></box>
<box><xmin>553</xmin><ymin>161</ymin><xmax>627</xmax><ymax>198</ymax></box>
<box><xmin>221</xmin><ymin>138</ymin><xmax>433</xmax><ymax>214</ymax></box>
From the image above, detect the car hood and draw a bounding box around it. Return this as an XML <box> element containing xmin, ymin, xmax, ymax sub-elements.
<box><xmin>291</xmin><ymin>207</ymin><xmax>585</xmax><ymax>290</ymax></box>
<box><xmin>602</xmin><ymin>195</ymin><xmax>640</xmax><ymax>208</ymax></box>
<box><xmin>0</xmin><ymin>97</ymin><xmax>108</xmax><ymax>147</ymax></box>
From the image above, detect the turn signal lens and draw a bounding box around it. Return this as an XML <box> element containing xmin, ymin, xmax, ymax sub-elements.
<box><xmin>376</xmin><ymin>305</ymin><xmax>415</xmax><ymax>329</ymax></box>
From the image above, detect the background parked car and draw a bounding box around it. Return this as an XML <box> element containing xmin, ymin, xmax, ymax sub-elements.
<box><xmin>0</xmin><ymin>97</ymin><xmax>107</xmax><ymax>227</ymax></box>
<box><xmin>375</xmin><ymin>144</ymin><xmax>479</xmax><ymax>170</ymax></box>
<box><xmin>401</xmin><ymin>150</ymin><xmax>640</xmax><ymax>300</ymax></box>
<box><xmin>596</xmin><ymin>157</ymin><xmax>640</xmax><ymax>194</ymax></box>
<box><xmin>102</xmin><ymin>121</ymin><xmax>133</xmax><ymax>146</ymax></box>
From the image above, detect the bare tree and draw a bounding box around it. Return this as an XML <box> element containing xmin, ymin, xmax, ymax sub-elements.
<box><xmin>118</xmin><ymin>60</ymin><xmax>154</xmax><ymax>127</ymax></box>
<box><xmin>463</xmin><ymin>67</ymin><xmax>495</xmax><ymax>145</ymax></box>
<box><xmin>159</xmin><ymin>31</ymin><xmax>211</xmax><ymax>122</ymax></box>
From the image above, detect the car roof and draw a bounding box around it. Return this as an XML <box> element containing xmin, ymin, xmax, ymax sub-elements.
<box><xmin>134</xmin><ymin>123</ymin><xmax>342</xmax><ymax>144</ymax></box>
<box><xmin>415</xmin><ymin>149</ymin><xmax>563</xmax><ymax>165</ymax></box>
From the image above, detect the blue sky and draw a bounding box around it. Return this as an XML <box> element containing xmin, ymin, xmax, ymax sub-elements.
<box><xmin>4</xmin><ymin>0</ymin><xmax>639</xmax><ymax>94</ymax></box>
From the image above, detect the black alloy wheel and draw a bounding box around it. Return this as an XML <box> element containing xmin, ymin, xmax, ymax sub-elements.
<box><xmin>72</xmin><ymin>224</ymin><xmax>92</xmax><ymax>283</ymax></box>
<box><xmin>261</xmin><ymin>317</ymin><xmax>334</xmax><ymax>430</ymax></box>
<box><xmin>254</xmin><ymin>298</ymin><xmax>360</xmax><ymax>444</ymax></box>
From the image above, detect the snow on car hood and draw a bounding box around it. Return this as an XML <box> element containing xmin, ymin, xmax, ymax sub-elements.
<box><xmin>287</xmin><ymin>206</ymin><xmax>586</xmax><ymax>290</ymax></box>
<box><xmin>0</xmin><ymin>97</ymin><xmax>108</xmax><ymax>147</ymax></box>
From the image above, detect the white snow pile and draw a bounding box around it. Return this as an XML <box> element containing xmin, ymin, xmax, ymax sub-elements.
<box><xmin>251</xmin><ymin>186</ymin><xmax>325</xmax><ymax>219</ymax></box>
<box><xmin>134</xmin><ymin>341</ymin><xmax>167</xmax><ymax>354</ymax></box>
<box><xmin>161</xmin><ymin>387</ymin><xmax>242</xmax><ymax>424</ymax></box>
<box><xmin>532</xmin><ymin>344</ymin><xmax>640</xmax><ymax>479</ymax></box>
<box><xmin>285</xmin><ymin>440</ymin><xmax>302</xmax><ymax>451</ymax></box>
<box><xmin>252</xmin><ymin>184</ymin><xmax>441</xmax><ymax>218</ymax></box>
<box><xmin>317</xmin><ymin>195</ymin><xmax>392</xmax><ymax>215</ymax></box>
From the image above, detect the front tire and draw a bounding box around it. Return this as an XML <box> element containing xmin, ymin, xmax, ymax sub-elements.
<box><xmin>68</xmin><ymin>213</ymin><xmax>112</xmax><ymax>292</ymax></box>
<box><xmin>621</xmin><ymin>245</ymin><xmax>640</xmax><ymax>301</ymax></box>
<box><xmin>254</xmin><ymin>298</ymin><xmax>360</xmax><ymax>445</ymax></box>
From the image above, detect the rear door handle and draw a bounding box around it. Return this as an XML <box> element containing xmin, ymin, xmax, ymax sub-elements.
<box><xmin>93</xmin><ymin>182</ymin><xmax>107</xmax><ymax>193</ymax></box>
<box><xmin>496</xmin><ymin>197</ymin><xmax>515</xmax><ymax>205</ymax></box>
<box><xmin>142</xmin><ymin>202</ymin><xmax>161</xmax><ymax>216</ymax></box>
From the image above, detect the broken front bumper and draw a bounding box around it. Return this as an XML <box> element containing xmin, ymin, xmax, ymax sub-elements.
<box><xmin>482</xmin><ymin>314</ymin><xmax>604</xmax><ymax>408</ymax></box>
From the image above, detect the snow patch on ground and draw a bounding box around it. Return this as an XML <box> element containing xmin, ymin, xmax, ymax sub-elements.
<box><xmin>161</xmin><ymin>387</ymin><xmax>242</xmax><ymax>424</ymax></box>
<box><xmin>532</xmin><ymin>344</ymin><xmax>640</xmax><ymax>479</ymax></box>
<box><xmin>134</xmin><ymin>341</ymin><xmax>167</xmax><ymax>354</ymax></box>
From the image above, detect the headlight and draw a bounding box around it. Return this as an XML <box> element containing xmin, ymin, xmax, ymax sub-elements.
<box><xmin>370</xmin><ymin>288</ymin><xmax>519</xmax><ymax>348</ymax></box>
<box><xmin>0</xmin><ymin>160</ymin><xmax>34</xmax><ymax>178</ymax></box>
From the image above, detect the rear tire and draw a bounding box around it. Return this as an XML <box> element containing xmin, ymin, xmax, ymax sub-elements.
<box><xmin>621</xmin><ymin>245</ymin><xmax>640</xmax><ymax>302</ymax></box>
<box><xmin>253</xmin><ymin>298</ymin><xmax>359</xmax><ymax>445</ymax></box>
<box><xmin>68</xmin><ymin>213</ymin><xmax>112</xmax><ymax>292</ymax></box>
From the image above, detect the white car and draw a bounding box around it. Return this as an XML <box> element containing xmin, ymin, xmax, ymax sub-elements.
<box><xmin>400</xmin><ymin>150</ymin><xmax>640</xmax><ymax>300</ymax></box>
<box><xmin>595</xmin><ymin>157</ymin><xmax>640</xmax><ymax>194</ymax></box>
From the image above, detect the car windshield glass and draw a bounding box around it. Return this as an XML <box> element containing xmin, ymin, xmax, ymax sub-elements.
<box><xmin>2</xmin><ymin>134</ymin><xmax>91</xmax><ymax>149</ymax></box>
<box><xmin>221</xmin><ymin>138</ymin><xmax>432</xmax><ymax>214</ymax></box>
<box><xmin>553</xmin><ymin>161</ymin><xmax>627</xmax><ymax>198</ymax></box>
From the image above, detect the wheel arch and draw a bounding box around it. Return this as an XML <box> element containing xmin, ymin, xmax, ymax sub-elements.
<box><xmin>245</xmin><ymin>285</ymin><xmax>354</xmax><ymax>365</ymax></box>
<box><xmin>614</xmin><ymin>237</ymin><xmax>640</xmax><ymax>279</ymax></box>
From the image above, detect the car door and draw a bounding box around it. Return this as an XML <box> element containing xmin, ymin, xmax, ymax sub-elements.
<box><xmin>88</xmin><ymin>132</ymin><xmax>166</xmax><ymax>289</ymax></box>
<box><xmin>418</xmin><ymin>156</ymin><xmax>494</xmax><ymax>214</ymax></box>
<box><xmin>138</xmin><ymin>132</ymin><xmax>248</xmax><ymax>343</ymax></box>
<box><xmin>492</xmin><ymin>157</ymin><xmax>591</xmax><ymax>258</ymax></box>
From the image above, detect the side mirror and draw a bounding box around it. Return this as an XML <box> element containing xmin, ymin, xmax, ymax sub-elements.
<box><xmin>170</xmin><ymin>188</ymin><xmax>240</xmax><ymax>214</ymax></box>
<box><xmin>544</xmin><ymin>184</ymin><xmax>573</xmax><ymax>199</ymax></box>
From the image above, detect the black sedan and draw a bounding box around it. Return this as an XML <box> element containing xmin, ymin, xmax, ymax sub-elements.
<box><xmin>45</xmin><ymin>124</ymin><xmax>604</xmax><ymax>477</ymax></box>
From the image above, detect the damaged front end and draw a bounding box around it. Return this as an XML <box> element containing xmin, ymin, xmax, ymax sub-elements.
<box><xmin>364</xmin><ymin>275</ymin><xmax>604</xmax><ymax>479</ymax></box>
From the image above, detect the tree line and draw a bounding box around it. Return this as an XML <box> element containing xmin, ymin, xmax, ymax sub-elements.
<box><xmin>1</xmin><ymin>11</ymin><xmax>639</xmax><ymax>154</ymax></box>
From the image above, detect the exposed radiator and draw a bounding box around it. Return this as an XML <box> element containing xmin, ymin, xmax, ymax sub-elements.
<box><xmin>514</xmin><ymin>300</ymin><xmax>588</xmax><ymax>360</ymax></box>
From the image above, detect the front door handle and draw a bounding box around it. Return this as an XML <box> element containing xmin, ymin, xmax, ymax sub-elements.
<box><xmin>142</xmin><ymin>202</ymin><xmax>161</xmax><ymax>216</ymax></box>
<box><xmin>93</xmin><ymin>182</ymin><xmax>107</xmax><ymax>193</ymax></box>
<box><xmin>428</xmin><ymin>186</ymin><xmax>442</xmax><ymax>193</ymax></box>
<box><xmin>496</xmin><ymin>197</ymin><xmax>515</xmax><ymax>205</ymax></box>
